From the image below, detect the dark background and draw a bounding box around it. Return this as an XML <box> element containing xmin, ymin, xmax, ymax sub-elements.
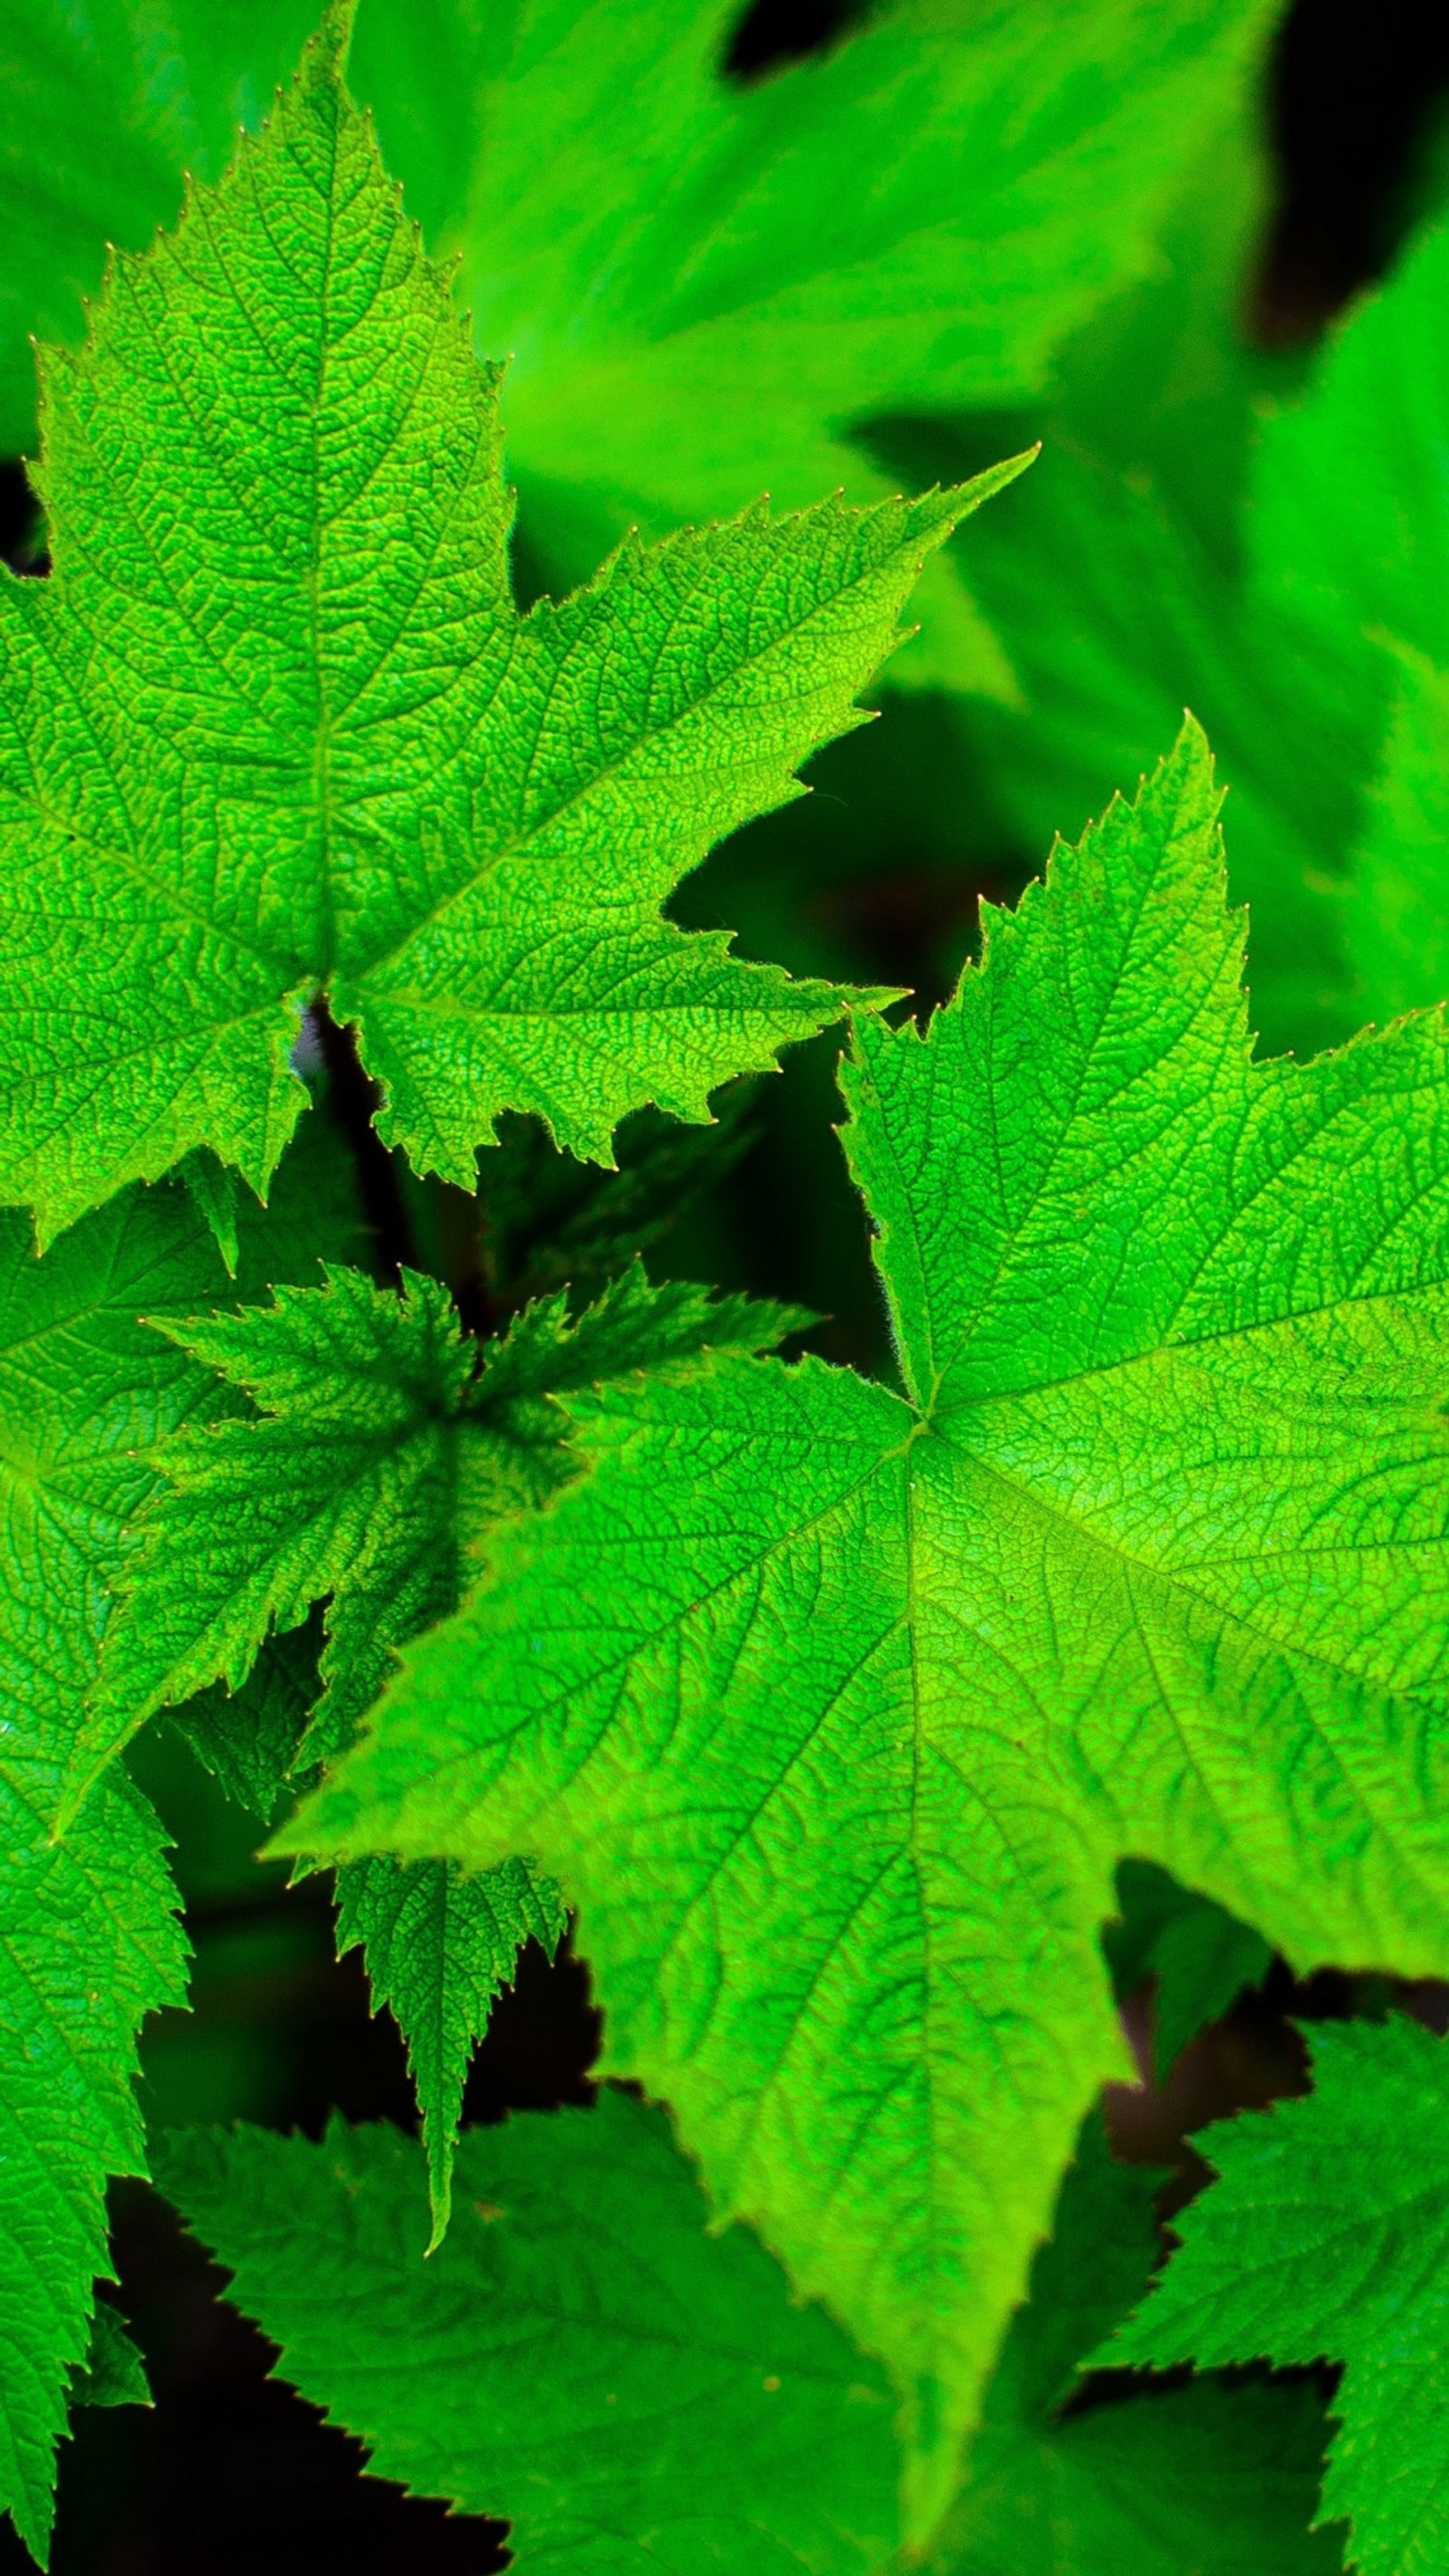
<box><xmin>5</xmin><ymin>0</ymin><xmax>1449</xmax><ymax>2565</ymax></box>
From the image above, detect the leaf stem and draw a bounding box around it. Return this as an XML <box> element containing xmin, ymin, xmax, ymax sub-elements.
<box><xmin>311</xmin><ymin>999</ymin><xmax>417</xmax><ymax>1285</ymax></box>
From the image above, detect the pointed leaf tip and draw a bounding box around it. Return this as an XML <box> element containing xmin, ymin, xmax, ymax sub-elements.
<box><xmin>306</xmin><ymin>0</ymin><xmax>358</xmax><ymax>83</ymax></box>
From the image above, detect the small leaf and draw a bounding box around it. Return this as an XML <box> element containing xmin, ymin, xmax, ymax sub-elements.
<box><xmin>69</xmin><ymin>2304</ymin><xmax>150</xmax><ymax>2414</ymax></box>
<box><xmin>334</xmin><ymin>1855</ymin><xmax>565</xmax><ymax>2250</ymax></box>
<box><xmin>1103</xmin><ymin>2014</ymin><xmax>1449</xmax><ymax>2576</ymax></box>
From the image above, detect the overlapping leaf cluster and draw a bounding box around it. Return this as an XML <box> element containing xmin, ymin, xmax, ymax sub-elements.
<box><xmin>293</xmin><ymin>720</ymin><xmax>1449</xmax><ymax>2541</ymax></box>
<box><xmin>1</xmin><ymin>0</ymin><xmax>1273</xmax><ymax>689</ymax></box>
<box><xmin>3</xmin><ymin>2</ymin><xmax>1449</xmax><ymax>2572</ymax></box>
<box><xmin>0</xmin><ymin>3</ymin><xmax>1011</xmax><ymax>2551</ymax></box>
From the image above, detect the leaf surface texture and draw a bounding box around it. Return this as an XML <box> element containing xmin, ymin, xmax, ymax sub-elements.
<box><xmin>0</xmin><ymin>12</ymin><xmax>1003</xmax><ymax>1240</ymax></box>
<box><xmin>293</xmin><ymin>723</ymin><xmax>1449</xmax><ymax>2535</ymax></box>
<box><xmin>1107</xmin><ymin>2014</ymin><xmax>1449</xmax><ymax>2576</ymax></box>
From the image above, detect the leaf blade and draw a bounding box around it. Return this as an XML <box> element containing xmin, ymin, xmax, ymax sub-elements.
<box><xmin>291</xmin><ymin>724</ymin><xmax>1449</xmax><ymax>2540</ymax></box>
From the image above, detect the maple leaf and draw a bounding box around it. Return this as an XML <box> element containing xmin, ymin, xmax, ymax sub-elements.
<box><xmin>0</xmin><ymin>5</ymin><xmax>1022</xmax><ymax>1248</ymax></box>
<box><xmin>0</xmin><ymin>0</ymin><xmax>1271</xmax><ymax>692</ymax></box>
<box><xmin>288</xmin><ymin>719</ymin><xmax>1449</xmax><ymax>2541</ymax></box>
<box><xmin>1102</xmin><ymin>2014</ymin><xmax>1449</xmax><ymax>2576</ymax></box>
<box><xmin>74</xmin><ymin>1254</ymin><xmax>803</xmax><ymax>2235</ymax></box>
<box><xmin>155</xmin><ymin>2088</ymin><xmax>903</xmax><ymax>2576</ymax></box>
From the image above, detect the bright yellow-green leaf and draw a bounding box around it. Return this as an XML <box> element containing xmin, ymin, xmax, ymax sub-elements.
<box><xmin>289</xmin><ymin>722</ymin><xmax>1449</xmax><ymax>2541</ymax></box>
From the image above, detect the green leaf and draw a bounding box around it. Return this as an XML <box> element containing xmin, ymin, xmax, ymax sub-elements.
<box><xmin>928</xmin><ymin>2121</ymin><xmax>1339</xmax><ymax>2575</ymax></box>
<box><xmin>78</xmin><ymin>1253</ymin><xmax>797</xmax><ymax>2237</ymax></box>
<box><xmin>78</xmin><ymin>1264</ymin><xmax>479</xmax><ymax>1796</ymax></box>
<box><xmin>955</xmin><ymin>442</ymin><xmax>1354</xmax><ymax>1052</ymax></box>
<box><xmin>1223</xmin><ymin>208</ymin><xmax>1449</xmax><ymax>1036</ymax></box>
<box><xmin>0</xmin><ymin>1118</ymin><xmax>355</xmax><ymax>2561</ymax></box>
<box><xmin>439</xmin><ymin>0</ymin><xmax>1265</xmax><ymax>582</ymax></box>
<box><xmin>171</xmin><ymin>1619</ymin><xmax>324</xmax><ymax>1824</ymax></box>
<box><xmin>0</xmin><ymin>1187</ymin><xmax>225</xmax><ymax>2558</ymax></box>
<box><xmin>334</xmin><ymin>1856</ymin><xmax>565</xmax><ymax>2251</ymax></box>
<box><xmin>289</xmin><ymin>720</ymin><xmax>1449</xmax><ymax>2543</ymax></box>
<box><xmin>0</xmin><ymin>6</ymin><xmax>1024</xmax><ymax>1245</ymax></box>
<box><xmin>1345</xmin><ymin>643</ymin><xmax>1449</xmax><ymax>1027</ymax></box>
<box><xmin>155</xmin><ymin>2088</ymin><xmax>902</xmax><ymax>2575</ymax></box>
<box><xmin>1106</xmin><ymin>1862</ymin><xmax>1271</xmax><ymax>2080</ymax></box>
<box><xmin>68</xmin><ymin>2303</ymin><xmax>149</xmax><ymax>2414</ymax></box>
<box><xmin>1</xmin><ymin>0</ymin><xmax>1271</xmax><ymax>692</ymax></box>
<box><xmin>1102</xmin><ymin>2014</ymin><xmax>1449</xmax><ymax>2576</ymax></box>
<box><xmin>153</xmin><ymin>2091</ymin><xmax>1336</xmax><ymax>2576</ymax></box>
<box><xmin>173</xmin><ymin>1615</ymin><xmax>566</xmax><ymax>2252</ymax></box>
<box><xmin>81</xmin><ymin>1258</ymin><xmax>804</xmax><ymax>1793</ymax></box>
<box><xmin>958</xmin><ymin>202</ymin><xmax>1449</xmax><ymax>1051</ymax></box>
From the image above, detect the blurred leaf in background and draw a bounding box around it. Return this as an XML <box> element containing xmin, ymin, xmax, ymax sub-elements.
<box><xmin>2</xmin><ymin>0</ymin><xmax>1274</xmax><ymax>692</ymax></box>
<box><xmin>939</xmin><ymin>51</ymin><xmax>1449</xmax><ymax>1051</ymax></box>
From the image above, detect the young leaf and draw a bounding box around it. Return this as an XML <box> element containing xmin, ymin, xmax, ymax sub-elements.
<box><xmin>0</xmin><ymin>5</ymin><xmax>1022</xmax><ymax>1246</ymax></box>
<box><xmin>77</xmin><ymin>1254</ymin><xmax>799</xmax><ymax>2236</ymax></box>
<box><xmin>172</xmin><ymin>1591</ymin><xmax>563</xmax><ymax>2253</ymax></box>
<box><xmin>155</xmin><ymin>2088</ymin><xmax>902</xmax><ymax>2576</ymax></box>
<box><xmin>68</xmin><ymin>2304</ymin><xmax>150</xmax><ymax>2415</ymax></box>
<box><xmin>1102</xmin><ymin>2015</ymin><xmax>1449</xmax><ymax>2576</ymax></box>
<box><xmin>927</xmin><ymin>2121</ymin><xmax>1338</xmax><ymax>2574</ymax></box>
<box><xmin>81</xmin><ymin>1260</ymin><xmax>805</xmax><ymax>1792</ymax></box>
<box><xmin>176</xmin><ymin>1625</ymin><xmax>563</xmax><ymax>2260</ymax></box>
<box><xmin>78</xmin><ymin>1264</ymin><xmax>479</xmax><ymax>1794</ymax></box>
<box><xmin>1106</xmin><ymin>1862</ymin><xmax>1271</xmax><ymax>2080</ymax></box>
<box><xmin>1</xmin><ymin>0</ymin><xmax>1271</xmax><ymax>693</ymax></box>
<box><xmin>333</xmin><ymin>1857</ymin><xmax>565</xmax><ymax>2252</ymax></box>
<box><xmin>289</xmin><ymin>721</ymin><xmax>1449</xmax><ymax>2541</ymax></box>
